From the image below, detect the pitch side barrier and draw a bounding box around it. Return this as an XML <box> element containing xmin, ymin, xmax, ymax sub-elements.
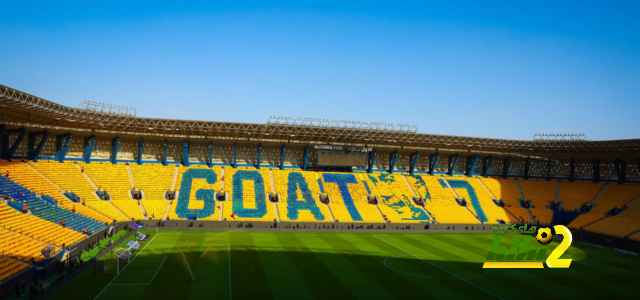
<box><xmin>133</xmin><ymin>220</ymin><xmax>506</xmax><ymax>233</ymax></box>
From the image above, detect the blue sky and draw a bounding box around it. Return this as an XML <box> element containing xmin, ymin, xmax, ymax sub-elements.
<box><xmin>1</xmin><ymin>1</ymin><xmax>639</xmax><ymax>141</ymax></box>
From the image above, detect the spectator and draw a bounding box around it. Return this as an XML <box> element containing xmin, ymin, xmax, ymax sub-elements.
<box><xmin>61</xmin><ymin>219</ymin><xmax>66</xmax><ymax>227</ymax></box>
<box><xmin>5</xmin><ymin>170</ymin><xmax>9</xmax><ymax>177</ymax></box>
<box><xmin>22</xmin><ymin>204</ymin><xmax>28</xmax><ymax>213</ymax></box>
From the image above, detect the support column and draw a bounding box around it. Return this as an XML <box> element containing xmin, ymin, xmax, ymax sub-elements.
<box><xmin>592</xmin><ymin>159</ymin><xmax>600</xmax><ymax>183</ymax></box>
<box><xmin>280</xmin><ymin>144</ymin><xmax>286</xmax><ymax>170</ymax></box>
<box><xmin>233</xmin><ymin>142</ymin><xmax>238</xmax><ymax>168</ymax></box>
<box><xmin>183</xmin><ymin>139</ymin><xmax>189</xmax><ymax>167</ymax></box>
<box><xmin>367</xmin><ymin>149</ymin><xmax>377</xmax><ymax>173</ymax></box>
<box><xmin>138</xmin><ymin>138</ymin><xmax>144</xmax><ymax>165</ymax></box>
<box><xmin>256</xmin><ymin>143</ymin><xmax>262</xmax><ymax>169</ymax></box>
<box><xmin>27</xmin><ymin>130</ymin><xmax>49</xmax><ymax>162</ymax></box>
<box><xmin>388</xmin><ymin>150</ymin><xmax>398</xmax><ymax>174</ymax></box>
<box><xmin>569</xmin><ymin>158</ymin><xmax>575</xmax><ymax>182</ymax></box>
<box><xmin>465</xmin><ymin>154</ymin><xmax>479</xmax><ymax>177</ymax></box>
<box><xmin>111</xmin><ymin>136</ymin><xmax>120</xmax><ymax>164</ymax></box>
<box><xmin>83</xmin><ymin>134</ymin><xmax>96</xmax><ymax>163</ymax></box>
<box><xmin>447</xmin><ymin>153</ymin><xmax>459</xmax><ymax>176</ymax></box>
<box><xmin>55</xmin><ymin>132</ymin><xmax>72</xmax><ymax>163</ymax></box>
<box><xmin>482</xmin><ymin>155</ymin><xmax>493</xmax><ymax>177</ymax></box>
<box><xmin>524</xmin><ymin>157</ymin><xmax>531</xmax><ymax>179</ymax></box>
<box><xmin>614</xmin><ymin>159</ymin><xmax>627</xmax><ymax>184</ymax></box>
<box><xmin>162</xmin><ymin>139</ymin><xmax>168</xmax><ymax>166</ymax></box>
<box><xmin>502</xmin><ymin>156</ymin><xmax>512</xmax><ymax>179</ymax></box>
<box><xmin>409</xmin><ymin>151</ymin><xmax>419</xmax><ymax>176</ymax></box>
<box><xmin>209</xmin><ymin>141</ymin><xmax>213</xmax><ymax>167</ymax></box>
<box><xmin>429</xmin><ymin>152</ymin><xmax>440</xmax><ymax>176</ymax></box>
<box><xmin>303</xmin><ymin>145</ymin><xmax>309</xmax><ymax>171</ymax></box>
<box><xmin>1</xmin><ymin>127</ymin><xmax>26</xmax><ymax>161</ymax></box>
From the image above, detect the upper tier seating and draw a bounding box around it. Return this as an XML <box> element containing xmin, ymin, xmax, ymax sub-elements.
<box><xmin>130</xmin><ymin>163</ymin><xmax>176</xmax><ymax>199</ymax></box>
<box><xmin>481</xmin><ymin>178</ymin><xmax>531</xmax><ymax>223</ymax></box>
<box><xmin>0</xmin><ymin>176</ymin><xmax>105</xmax><ymax>234</ymax></box>
<box><xmin>569</xmin><ymin>184</ymin><xmax>640</xmax><ymax>229</ymax></box>
<box><xmin>583</xmin><ymin>200</ymin><xmax>640</xmax><ymax>237</ymax></box>
<box><xmin>361</xmin><ymin>173</ymin><xmax>430</xmax><ymax>223</ymax></box>
<box><xmin>518</xmin><ymin>179</ymin><xmax>558</xmax><ymax>207</ymax></box>
<box><xmin>80</xmin><ymin>162</ymin><xmax>145</xmax><ymax>220</ymax></box>
<box><xmin>79</xmin><ymin>162</ymin><xmax>132</xmax><ymax>201</ymax></box>
<box><xmin>406</xmin><ymin>175</ymin><xmax>478</xmax><ymax>224</ymax></box>
<box><xmin>558</xmin><ymin>181</ymin><xmax>604</xmax><ymax>211</ymax></box>
<box><xmin>320</xmin><ymin>172</ymin><xmax>383</xmax><ymax>223</ymax></box>
<box><xmin>448</xmin><ymin>176</ymin><xmax>513</xmax><ymax>223</ymax></box>
<box><xmin>28</xmin><ymin>161</ymin><xmax>127</xmax><ymax>221</ymax></box>
<box><xmin>222</xmin><ymin>167</ymin><xmax>277</xmax><ymax>222</ymax></box>
<box><xmin>272</xmin><ymin>169</ymin><xmax>331</xmax><ymax>222</ymax></box>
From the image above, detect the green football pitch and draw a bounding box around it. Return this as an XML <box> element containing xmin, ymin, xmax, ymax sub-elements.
<box><xmin>51</xmin><ymin>230</ymin><xmax>640</xmax><ymax>300</ymax></box>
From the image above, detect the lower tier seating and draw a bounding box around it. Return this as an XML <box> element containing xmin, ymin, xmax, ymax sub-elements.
<box><xmin>0</xmin><ymin>256</ymin><xmax>28</xmax><ymax>283</ymax></box>
<box><xmin>0</xmin><ymin>203</ymin><xmax>85</xmax><ymax>249</ymax></box>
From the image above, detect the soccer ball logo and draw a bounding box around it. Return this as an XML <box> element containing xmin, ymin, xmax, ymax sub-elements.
<box><xmin>536</xmin><ymin>227</ymin><xmax>553</xmax><ymax>245</ymax></box>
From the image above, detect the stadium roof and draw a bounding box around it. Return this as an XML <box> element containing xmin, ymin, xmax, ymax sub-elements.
<box><xmin>1</xmin><ymin>84</ymin><xmax>638</xmax><ymax>160</ymax></box>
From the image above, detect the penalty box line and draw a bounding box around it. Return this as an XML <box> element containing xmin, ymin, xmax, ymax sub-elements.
<box><xmin>93</xmin><ymin>233</ymin><xmax>161</xmax><ymax>299</ymax></box>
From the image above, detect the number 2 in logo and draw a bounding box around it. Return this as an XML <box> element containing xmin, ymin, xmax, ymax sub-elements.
<box><xmin>546</xmin><ymin>225</ymin><xmax>573</xmax><ymax>268</ymax></box>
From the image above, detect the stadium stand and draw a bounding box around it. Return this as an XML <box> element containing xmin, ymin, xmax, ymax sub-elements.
<box><xmin>518</xmin><ymin>179</ymin><xmax>558</xmax><ymax>206</ymax></box>
<box><xmin>361</xmin><ymin>173</ymin><xmax>430</xmax><ymax>223</ymax></box>
<box><xmin>405</xmin><ymin>175</ymin><xmax>478</xmax><ymax>223</ymax></box>
<box><xmin>0</xmin><ymin>226</ymin><xmax>49</xmax><ymax>263</ymax></box>
<box><xmin>583</xmin><ymin>200</ymin><xmax>640</xmax><ymax>237</ymax></box>
<box><xmin>222</xmin><ymin>166</ymin><xmax>277</xmax><ymax>222</ymax></box>
<box><xmin>320</xmin><ymin>172</ymin><xmax>383</xmax><ymax>222</ymax></box>
<box><xmin>130</xmin><ymin>163</ymin><xmax>176</xmax><ymax>199</ymax></box>
<box><xmin>569</xmin><ymin>184</ymin><xmax>640</xmax><ymax>229</ymax></box>
<box><xmin>480</xmin><ymin>177</ymin><xmax>530</xmax><ymax>223</ymax></box>
<box><xmin>0</xmin><ymin>175</ymin><xmax>105</xmax><ymax>234</ymax></box>
<box><xmin>272</xmin><ymin>169</ymin><xmax>331</xmax><ymax>222</ymax></box>
<box><xmin>0</xmin><ymin>256</ymin><xmax>28</xmax><ymax>284</ymax></box>
<box><xmin>27</xmin><ymin>161</ymin><xmax>127</xmax><ymax>222</ymax></box>
<box><xmin>80</xmin><ymin>162</ymin><xmax>145</xmax><ymax>220</ymax></box>
<box><xmin>449</xmin><ymin>176</ymin><xmax>513</xmax><ymax>223</ymax></box>
<box><xmin>0</xmin><ymin>161</ymin><xmax>111</xmax><ymax>224</ymax></box>
<box><xmin>558</xmin><ymin>181</ymin><xmax>604</xmax><ymax>211</ymax></box>
<box><xmin>0</xmin><ymin>203</ymin><xmax>85</xmax><ymax>249</ymax></box>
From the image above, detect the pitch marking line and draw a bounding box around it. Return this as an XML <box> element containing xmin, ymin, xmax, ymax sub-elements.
<box><xmin>373</xmin><ymin>235</ymin><xmax>503</xmax><ymax>300</ymax></box>
<box><xmin>94</xmin><ymin>233</ymin><xmax>160</xmax><ymax>299</ymax></box>
<box><xmin>108</xmin><ymin>256</ymin><xmax>168</xmax><ymax>286</ymax></box>
<box><xmin>180</xmin><ymin>250</ymin><xmax>195</xmax><ymax>281</ymax></box>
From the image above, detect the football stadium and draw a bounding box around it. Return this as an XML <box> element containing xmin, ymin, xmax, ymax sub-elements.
<box><xmin>2</xmin><ymin>2</ymin><xmax>640</xmax><ymax>300</ymax></box>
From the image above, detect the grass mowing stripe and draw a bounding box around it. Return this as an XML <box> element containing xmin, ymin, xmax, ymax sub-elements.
<box><xmin>319</xmin><ymin>234</ymin><xmax>433</xmax><ymax>299</ymax></box>
<box><xmin>413</xmin><ymin>234</ymin><xmax>560</xmax><ymax>299</ymax></box>
<box><xmin>275</xmin><ymin>234</ymin><xmax>356</xmax><ymax>299</ymax></box>
<box><xmin>302</xmin><ymin>235</ymin><xmax>396</xmax><ymax>299</ymax></box>
<box><xmin>374</xmin><ymin>235</ymin><xmax>504</xmax><ymax>300</ymax></box>
<box><xmin>360</xmin><ymin>235</ymin><xmax>474</xmax><ymax>299</ymax></box>
<box><xmin>229</xmin><ymin>233</ymin><xmax>275</xmax><ymax>299</ymax></box>
<box><xmin>253</xmin><ymin>233</ymin><xmax>315</xmax><ymax>299</ymax></box>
